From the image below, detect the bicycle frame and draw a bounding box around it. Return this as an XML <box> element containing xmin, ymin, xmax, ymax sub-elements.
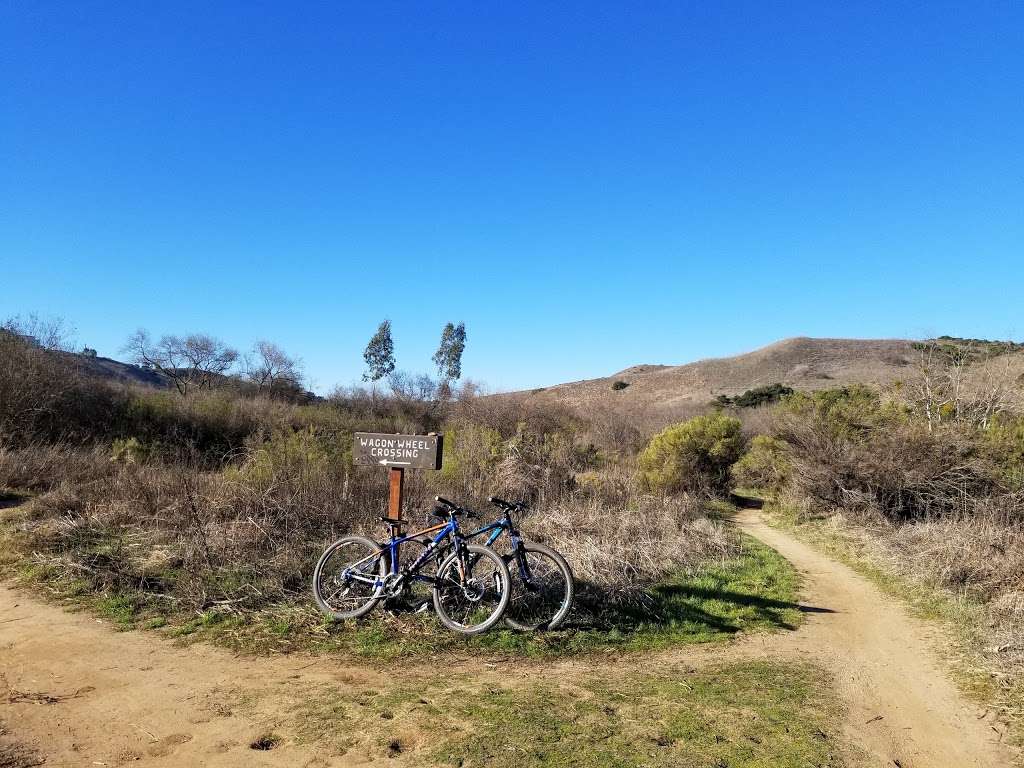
<box><xmin>341</xmin><ymin>518</ymin><xmax>464</xmax><ymax>590</ymax></box>
<box><xmin>465</xmin><ymin>514</ymin><xmax>534</xmax><ymax>582</ymax></box>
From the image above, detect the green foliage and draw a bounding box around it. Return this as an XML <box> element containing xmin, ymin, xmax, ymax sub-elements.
<box><xmin>778</xmin><ymin>385</ymin><xmax>902</xmax><ymax>439</ymax></box>
<box><xmin>362</xmin><ymin>319</ymin><xmax>396</xmax><ymax>382</ymax></box>
<box><xmin>432</xmin><ymin>321</ymin><xmax>466</xmax><ymax>383</ymax></box>
<box><xmin>434</xmin><ymin>422</ymin><xmax>505</xmax><ymax>496</ymax></box>
<box><xmin>639</xmin><ymin>413</ymin><xmax>744</xmax><ymax>495</ymax></box>
<box><xmin>611</xmin><ymin>380</ymin><xmax>629</xmax><ymax>391</ymax></box>
<box><xmin>983</xmin><ymin>414</ymin><xmax>1024</xmax><ymax>490</ymax></box>
<box><xmin>110</xmin><ymin>436</ymin><xmax>158</xmax><ymax>465</ymax></box>
<box><xmin>916</xmin><ymin>336</ymin><xmax>1024</xmax><ymax>362</ymax></box>
<box><xmin>229</xmin><ymin>427</ymin><xmax>347</xmax><ymax>490</ymax></box>
<box><xmin>732</xmin><ymin>434</ymin><xmax>791</xmax><ymax>491</ymax></box>
<box><xmin>717</xmin><ymin>383</ymin><xmax>795</xmax><ymax>408</ymax></box>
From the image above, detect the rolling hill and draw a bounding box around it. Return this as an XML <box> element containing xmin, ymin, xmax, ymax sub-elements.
<box><xmin>519</xmin><ymin>337</ymin><xmax>918</xmax><ymax>417</ymax></box>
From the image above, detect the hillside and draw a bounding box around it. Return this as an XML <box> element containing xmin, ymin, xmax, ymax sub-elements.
<box><xmin>521</xmin><ymin>337</ymin><xmax>917</xmax><ymax>417</ymax></box>
<box><xmin>63</xmin><ymin>351</ymin><xmax>169</xmax><ymax>389</ymax></box>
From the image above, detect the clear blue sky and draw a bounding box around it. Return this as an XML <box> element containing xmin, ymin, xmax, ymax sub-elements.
<box><xmin>2</xmin><ymin>2</ymin><xmax>1022</xmax><ymax>392</ymax></box>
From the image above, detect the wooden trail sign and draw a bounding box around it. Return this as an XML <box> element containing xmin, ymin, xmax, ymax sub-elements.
<box><xmin>353</xmin><ymin>432</ymin><xmax>443</xmax><ymax>524</ymax></box>
<box><xmin>353</xmin><ymin>433</ymin><xmax>443</xmax><ymax>470</ymax></box>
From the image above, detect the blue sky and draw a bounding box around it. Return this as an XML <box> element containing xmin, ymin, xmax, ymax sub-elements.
<box><xmin>2</xmin><ymin>2</ymin><xmax>1022</xmax><ymax>392</ymax></box>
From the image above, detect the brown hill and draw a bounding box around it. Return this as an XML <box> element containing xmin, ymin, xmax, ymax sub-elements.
<box><xmin>520</xmin><ymin>337</ymin><xmax>917</xmax><ymax>419</ymax></box>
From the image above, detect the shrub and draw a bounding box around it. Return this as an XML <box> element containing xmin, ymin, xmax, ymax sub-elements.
<box><xmin>638</xmin><ymin>413</ymin><xmax>744</xmax><ymax>495</ymax></box>
<box><xmin>731</xmin><ymin>435</ymin><xmax>791</xmax><ymax>491</ymax></box>
<box><xmin>611</xmin><ymin>380</ymin><xmax>629</xmax><ymax>391</ymax></box>
<box><xmin>732</xmin><ymin>384</ymin><xmax>794</xmax><ymax>408</ymax></box>
<box><xmin>110</xmin><ymin>437</ymin><xmax>159</xmax><ymax>465</ymax></box>
<box><xmin>984</xmin><ymin>414</ymin><xmax>1024</xmax><ymax>490</ymax></box>
<box><xmin>771</xmin><ymin>385</ymin><xmax>1013</xmax><ymax>522</ymax></box>
<box><xmin>715</xmin><ymin>384</ymin><xmax>793</xmax><ymax>409</ymax></box>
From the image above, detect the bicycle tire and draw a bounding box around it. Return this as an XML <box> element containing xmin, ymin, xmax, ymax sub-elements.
<box><xmin>504</xmin><ymin>541</ymin><xmax>575</xmax><ymax>631</ymax></box>
<box><xmin>313</xmin><ymin>535</ymin><xmax>386</xmax><ymax>620</ymax></box>
<box><xmin>432</xmin><ymin>543</ymin><xmax>510</xmax><ymax>635</ymax></box>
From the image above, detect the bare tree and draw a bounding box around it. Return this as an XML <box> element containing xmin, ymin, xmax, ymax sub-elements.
<box><xmin>245</xmin><ymin>340</ymin><xmax>304</xmax><ymax>395</ymax></box>
<box><xmin>1</xmin><ymin>313</ymin><xmax>75</xmax><ymax>352</ymax></box>
<box><xmin>0</xmin><ymin>315</ymin><xmax>79</xmax><ymax>443</ymax></box>
<box><xmin>903</xmin><ymin>339</ymin><xmax>1021</xmax><ymax>430</ymax></box>
<box><xmin>388</xmin><ymin>370</ymin><xmax>438</xmax><ymax>402</ymax></box>
<box><xmin>125</xmin><ymin>330</ymin><xmax>239</xmax><ymax>396</ymax></box>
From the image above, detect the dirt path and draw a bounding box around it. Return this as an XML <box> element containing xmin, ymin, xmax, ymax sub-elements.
<box><xmin>0</xmin><ymin>512</ymin><xmax>1016</xmax><ymax>767</ymax></box>
<box><xmin>731</xmin><ymin>509</ymin><xmax>1014</xmax><ymax>768</ymax></box>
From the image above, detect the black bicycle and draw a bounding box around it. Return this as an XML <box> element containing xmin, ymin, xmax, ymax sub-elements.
<box><xmin>407</xmin><ymin>496</ymin><xmax>575</xmax><ymax>631</ymax></box>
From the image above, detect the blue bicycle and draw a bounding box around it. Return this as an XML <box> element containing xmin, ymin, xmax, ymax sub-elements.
<box><xmin>312</xmin><ymin>498</ymin><xmax>510</xmax><ymax>635</ymax></box>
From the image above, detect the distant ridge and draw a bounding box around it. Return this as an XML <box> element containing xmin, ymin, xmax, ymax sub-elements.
<box><xmin>520</xmin><ymin>337</ymin><xmax>917</xmax><ymax>415</ymax></box>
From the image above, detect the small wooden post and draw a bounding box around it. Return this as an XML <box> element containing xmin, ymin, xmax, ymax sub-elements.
<box><xmin>387</xmin><ymin>466</ymin><xmax>404</xmax><ymax>523</ymax></box>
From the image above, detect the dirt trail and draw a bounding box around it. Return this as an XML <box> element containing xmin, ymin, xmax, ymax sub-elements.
<box><xmin>0</xmin><ymin>512</ymin><xmax>1016</xmax><ymax>767</ymax></box>
<box><xmin>731</xmin><ymin>509</ymin><xmax>1014</xmax><ymax>768</ymax></box>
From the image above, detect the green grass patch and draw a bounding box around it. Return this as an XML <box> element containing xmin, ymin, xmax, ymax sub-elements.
<box><xmin>437</xmin><ymin>661</ymin><xmax>849</xmax><ymax>767</ymax></box>
<box><xmin>95</xmin><ymin>593</ymin><xmax>140</xmax><ymax>628</ymax></box>
<box><xmin>272</xmin><ymin>660</ymin><xmax>852</xmax><ymax>766</ymax></box>
<box><xmin>189</xmin><ymin>532</ymin><xmax>802</xmax><ymax>659</ymax></box>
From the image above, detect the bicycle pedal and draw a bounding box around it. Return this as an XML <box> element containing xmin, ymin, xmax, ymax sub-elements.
<box><xmin>415</xmin><ymin>602</ymin><xmax>430</xmax><ymax>613</ymax></box>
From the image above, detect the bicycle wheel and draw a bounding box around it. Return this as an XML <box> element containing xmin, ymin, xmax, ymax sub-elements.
<box><xmin>432</xmin><ymin>543</ymin><xmax>510</xmax><ymax>635</ymax></box>
<box><xmin>313</xmin><ymin>535</ymin><xmax>386</xmax><ymax>620</ymax></box>
<box><xmin>504</xmin><ymin>542</ymin><xmax>575</xmax><ymax>631</ymax></box>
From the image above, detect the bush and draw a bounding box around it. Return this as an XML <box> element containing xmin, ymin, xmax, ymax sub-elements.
<box><xmin>638</xmin><ymin>413</ymin><xmax>744</xmax><ymax>495</ymax></box>
<box><xmin>611</xmin><ymin>380</ymin><xmax>629</xmax><ymax>391</ymax></box>
<box><xmin>715</xmin><ymin>383</ymin><xmax>794</xmax><ymax>409</ymax></box>
<box><xmin>984</xmin><ymin>414</ymin><xmax>1024</xmax><ymax>490</ymax></box>
<box><xmin>731</xmin><ymin>435</ymin><xmax>790</xmax><ymax>491</ymax></box>
<box><xmin>771</xmin><ymin>383</ymin><xmax>1011</xmax><ymax>523</ymax></box>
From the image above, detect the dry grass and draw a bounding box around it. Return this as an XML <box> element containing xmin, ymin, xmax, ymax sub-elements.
<box><xmin>523</xmin><ymin>492</ymin><xmax>733</xmax><ymax>603</ymax></box>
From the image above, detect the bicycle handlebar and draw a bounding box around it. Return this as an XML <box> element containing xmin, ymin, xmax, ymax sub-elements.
<box><xmin>488</xmin><ymin>496</ymin><xmax>528</xmax><ymax>513</ymax></box>
<box><xmin>433</xmin><ymin>496</ymin><xmax>477</xmax><ymax>519</ymax></box>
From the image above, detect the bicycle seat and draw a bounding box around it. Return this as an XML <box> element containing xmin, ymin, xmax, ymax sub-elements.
<box><xmin>380</xmin><ymin>516</ymin><xmax>407</xmax><ymax>527</ymax></box>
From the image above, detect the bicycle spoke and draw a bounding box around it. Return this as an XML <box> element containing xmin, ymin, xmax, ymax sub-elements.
<box><xmin>313</xmin><ymin>537</ymin><xmax>384</xmax><ymax>619</ymax></box>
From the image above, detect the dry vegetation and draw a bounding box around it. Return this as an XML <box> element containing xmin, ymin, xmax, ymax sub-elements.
<box><xmin>0</xmin><ymin>321</ymin><xmax>741</xmax><ymax>649</ymax></box>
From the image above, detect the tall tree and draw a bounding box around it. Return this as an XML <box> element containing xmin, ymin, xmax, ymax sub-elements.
<box><xmin>363</xmin><ymin>320</ymin><xmax>396</xmax><ymax>382</ymax></box>
<box><xmin>432</xmin><ymin>322</ymin><xmax>466</xmax><ymax>385</ymax></box>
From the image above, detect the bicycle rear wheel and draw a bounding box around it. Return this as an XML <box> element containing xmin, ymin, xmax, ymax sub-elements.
<box><xmin>504</xmin><ymin>542</ymin><xmax>575</xmax><ymax>631</ymax></box>
<box><xmin>432</xmin><ymin>544</ymin><xmax>510</xmax><ymax>635</ymax></box>
<box><xmin>313</xmin><ymin>535</ymin><xmax>386</xmax><ymax>620</ymax></box>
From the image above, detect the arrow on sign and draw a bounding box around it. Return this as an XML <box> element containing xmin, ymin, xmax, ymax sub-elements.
<box><xmin>378</xmin><ymin>459</ymin><xmax>412</xmax><ymax>466</ymax></box>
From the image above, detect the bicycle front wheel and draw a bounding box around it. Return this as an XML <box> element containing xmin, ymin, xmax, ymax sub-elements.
<box><xmin>504</xmin><ymin>542</ymin><xmax>574</xmax><ymax>631</ymax></box>
<box><xmin>313</xmin><ymin>535</ymin><xmax>386</xmax><ymax>620</ymax></box>
<box><xmin>432</xmin><ymin>543</ymin><xmax>510</xmax><ymax>635</ymax></box>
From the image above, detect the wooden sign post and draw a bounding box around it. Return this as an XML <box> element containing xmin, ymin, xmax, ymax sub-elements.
<box><xmin>353</xmin><ymin>432</ymin><xmax>444</xmax><ymax>524</ymax></box>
